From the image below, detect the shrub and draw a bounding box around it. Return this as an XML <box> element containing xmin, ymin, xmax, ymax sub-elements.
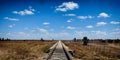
<box><xmin>82</xmin><ymin>36</ymin><xmax>89</xmax><ymax>45</ymax></box>
<box><xmin>73</xmin><ymin>38</ymin><xmax>77</xmax><ymax>42</ymax></box>
<box><xmin>41</xmin><ymin>38</ymin><xmax>44</xmax><ymax>41</ymax></box>
<box><xmin>42</xmin><ymin>46</ymin><xmax>50</xmax><ymax>53</ymax></box>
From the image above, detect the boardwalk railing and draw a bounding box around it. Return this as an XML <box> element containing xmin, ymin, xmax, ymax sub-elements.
<box><xmin>44</xmin><ymin>42</ymin><xmax>58</xmax><ymax>60</ymax></box>
<box><xmin>61</xmin><ymin>42</ymin><xmax>74</xmax><ymax>60</ymax></box>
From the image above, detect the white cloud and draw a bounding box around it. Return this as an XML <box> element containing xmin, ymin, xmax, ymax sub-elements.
<box><xmin>44</xmin><ymin>31</ymin><xmax>69</xmax><ymax>39</ymax></box>
<box><xmin>67</xmin><ymin>19</ymin><xmax>73</xmax><ymax>23</ymax></box>
<box><xmin>56</xmin><ymin>2</ymin><xmax>79</xmax><ymax>12</ymax></box>
<box><xmin>74</xmin><ymin>31</ymin><xmax>85</xmax><ymax>36</ymax></box>
<box><xmin>59</xmin><ymin>32</ymin><xmax>69</xmax><ymax>36</ymax></box>
<box><xmin>6</xmin><ymin>32</ymin><xmax>30</xmax><ymax>39</ymax></box>
<box><xmin>110</xmin><ymin>31</ymin><xmax>120</xmax><ymax>35</ymax></box>
<box><xmin>8</xmin><ymin>25</ymin><xmax>13</xmax><ymax>28</ymax></box>
<box><xmin>28</xmin><ymin>6</ymin><xmax>35</xmax><ymax>11</ymax></box>
<box><xmin>8</xmin><ymin>24</ymin><xmax>15</xmax><ymax>28</ymax></box>
<box><xmin>13</xmin><ymin>6</ymin><xmax>35</xmax><ymax>15</ymax></box>
<box><xmin>77</xmin><ymin>15</ymin><xmax>94</xmax><ymax>19</ymax></box>
<box><xmin>38</xmin><ymin>28</ymin><xmax>48</xmax><ymax>34</ymax></box>
<box><xmin>5</xmin><ymin>32</ymin><xmax>67</xmax><ymax>39</ymax></box>
<box><xmin>97</xmin><ymin>12</ymin><xmax>109</xmax><ymax>18</ymax></box>
<box><xmin>86</xmin><ymin>25</ymin><xmax>93</xmax><ymax>28</ymax></box>
<box><xmin>88</xmin><ymin>16</ymin><xmax>93</xmax><ymax>19</ymax></box>
<box><xmin>91</xmin><ymin>31</ymin><xmax>107</xmax><ymax>35</ymax></box>
<box><xmin>115</xmin><ymin>28</ymin><xmax>120</xmax><ymax>31</ymax></box>
<box><xmin>24</xmin><ymin>27</ymin><xmax>29</xmax><ymax>30</ymax></box>
<box><xmin>4</xmin><ymin>17</ymin><xmax>19</xmax><ymax>21</ymax></box>
<box><xmin>77</xmin><ymin>16</ymin><xmax>87</xmax><ymax>19</ymax></box>
<box><xmin>74</xmin><ymin>31</ymin><xmax>93</xmax><ymax>39</ymax></box>
<box><xmin>64</xmin><ymin>14</ymin><xmax>76</xmax><ymax>16</ymax></box>
<box><xmin>50</xmin><ymin>29</ymin><xmax>54</xmax><ymax>31</ymax></box>
<box><xmin>18</xmin><ymin>32</ymin><xmax>26</xmax><ymax>35</ymax></box>
<box><xmin>110</xmin><ymin>21</ymin><xmax>120</xmax><ymax>24</ymax></box>
<box><xmin>43</xmin><ymin>22</ymin><xmax>50</xmax><ymax>25</ymax></box>
<box><xmin>97</xmin><ymin>22</ymin><xmax>107</xmax><ymax>26</ymax></box>
<box><xmin>67</xmin><ymin>26</ymin><xmax>75</xmax><ymax>30</ymax></box>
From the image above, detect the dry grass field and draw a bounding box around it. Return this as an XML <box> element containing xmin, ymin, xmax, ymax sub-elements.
<box><xmin>63</xmin><ymin>41</ymin><xmax>120</xmax><ymax>60</ymax></box>
<box><xmin>0</xmin><ymin>40</ymin><xmax>56</xmax><ymax>60</ymax></box>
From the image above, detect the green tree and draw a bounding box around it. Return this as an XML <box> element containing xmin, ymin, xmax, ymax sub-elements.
<box><xmin>73</xmin><ymin>38</ymin><xmax>77</xmax><ymax>42</ymax></box>
<box><xmin>41</xmin><ymin>38</ymin><xmax>44</xmax><ymax>41</ymax></box>
<box><xmin>82</xmin><ymin>36</ymin><xmax>89</xmax><ymax>45</ymax></box>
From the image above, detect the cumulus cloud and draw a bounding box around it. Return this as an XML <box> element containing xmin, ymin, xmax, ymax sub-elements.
<box><xmin>77</xmin><ymin>16</ymin><xmax>87</xmax><ymax>19</ymax></box>
<box><xmin>43</xmin><ymin>22</ymin><xmax>50</xmax><ymax>25</ymax></box>
<box><xmin>97</xmin><ymin>22</ymin><xmax>107</xmax><ymax>26</ymax></box>
<box><xmin>97</xmin><ymin>12</ymin><xmax>109</xmax><ymax>18</ymax></box>
<box><xmin>67</xmin><ymin>19</ymin><xmax>73</xmax><ymax>23</ymax></box>
<box><xmin>4</xmin><ymin>17</ymin><xmax>19</xmax><ymax>21</ymax></box>
<box><xmin>56</xmin><ymin>2</ymin><xmax>79</xmax><ymax>12</ymax></box>
<box><xmin>86</xmin><ymin>25</ymin><xmax>93</xmax><ymax>28</ymax></box>
<box><xmin>67</xmin><ymin>26</ymin><xmax>75</xmax><ymax>29</ymax></box>
<box><xmin>110</xmin><ymin>21</ymin><xmax>120</xmax><ymax>24</ymax></box>
<box><xmin>13</xmin><ymin>6</ymin><xmax>35</xmax><ymax>15</ymax></box>
<box><xmin>77</xmin><ymin>15</ymin><xmax>94</xmax><ymax>19</ymax></box>
<box><xmin>64</xmin><ymin>14</ymin><xmax>76</xmax><ymax>16</ymax></box>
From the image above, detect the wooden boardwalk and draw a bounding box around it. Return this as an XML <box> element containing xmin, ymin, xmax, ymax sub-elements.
<box><xmin>49</xmin><ymin>41</ymin><xmax>68</xmax><ymax>60</ymax></box>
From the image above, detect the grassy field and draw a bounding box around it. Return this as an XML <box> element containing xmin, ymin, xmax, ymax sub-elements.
<box><xmin>0</xmin><ymin>40</ymin><xmax>120</xmax><ymax>60</ymax></box>
<box><xmin>0</xmin><ymin>40</ymin><xmax>56</xmax><ymax>60</ymax></box>
<box><xmin>63</xmin><ymin>40</ymin><xmax>120</xmax><ymax>60</ymax></box>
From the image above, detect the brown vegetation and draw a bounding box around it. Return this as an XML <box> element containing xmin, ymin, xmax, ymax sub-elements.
<box><xmin>63</xmin><ymin>40</ymin><xmax>120</xmax><ymax>60</ymax></box>
<box><xmin>0</xmin><ymin>40</ymin><xmax>56</xmax><ymax>60</ymax></box>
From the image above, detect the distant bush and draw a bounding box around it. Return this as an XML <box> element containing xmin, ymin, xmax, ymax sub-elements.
<box><xmin>99</xmin><ymin>40</ymin><xmax>106</xmax><ymax>43</ymax></box>
<box><xmin>114</xmin><ymin>39</ymin><xmax>120</xmax><ymax>43</ymax></box>
<box><xmin>107</xmin><ymin>39</ymin><xmax>113</xmax><ymax>43</ymax></box>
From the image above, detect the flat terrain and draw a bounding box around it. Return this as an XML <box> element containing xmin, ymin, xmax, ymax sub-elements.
<box><xmin>63</xmin><ymin>41</ymin><xmax>120</xmax><ymax>60</ymax></box>
<box><xmin>0</xmin><ymin>40</ymin><xmax>120</xmax><ymax>60</ymax></box>
<box><xmin>0</xmin><ymin>40</ymin><xmax>56</xmax><ymax>60</ymax></box>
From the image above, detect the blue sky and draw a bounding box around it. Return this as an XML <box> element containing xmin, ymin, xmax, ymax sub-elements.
<box><xmin>0</xmin><ymin>0</ymin><xmax>120</xmax><ymax>40</ymax></box>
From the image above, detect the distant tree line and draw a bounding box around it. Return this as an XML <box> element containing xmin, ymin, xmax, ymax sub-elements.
<box><xmin>73</xmin><ymin>38</ymin><xmax>82</xmax><ymax>42</ymax></box>
<box><xmin>99</xmin><ymin>39</ymin><xmax>120</xmax><ymax>43</ymax></box>
<box><xmin>0</xmin><ymin>38</ymin><xmax>10</xmax><ymax>41</ymax></box>
<box><xmin>73</xmin><ymin>37</ymin><xmax>120</xmax><ymax>45</ymax></box>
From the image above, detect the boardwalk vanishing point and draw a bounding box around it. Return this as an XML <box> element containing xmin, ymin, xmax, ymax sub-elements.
<box><xmin>45</xmin><ymin>41</ymin><xmax>74</xmax><ymax>60</ymax></box>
